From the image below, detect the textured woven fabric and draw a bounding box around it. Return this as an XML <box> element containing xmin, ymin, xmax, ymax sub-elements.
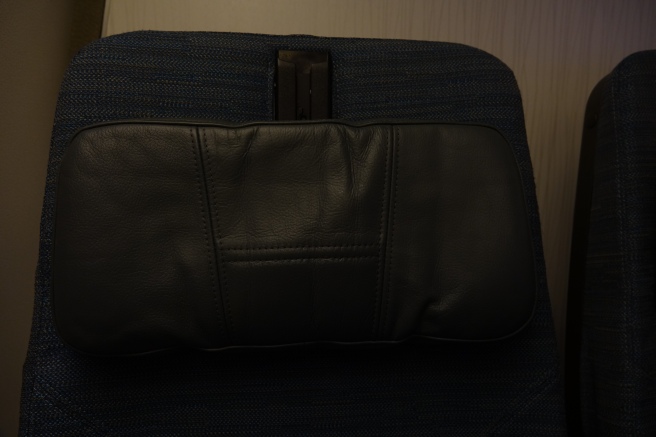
<box><xmin>580</xmin><ymin>50</ymin><xmax>656</xmax><ymax>436</ymax></box>
<box><xmin>20</xmin><ymin>32</ymin><xmax>566</xmax><ymax>436</ymax></box>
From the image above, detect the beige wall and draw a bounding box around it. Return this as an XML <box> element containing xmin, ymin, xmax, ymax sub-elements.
<box><xmin>0</xmin><ymin>2</ymin><xmax>73</xmax><ymax>435</ymax></box>
<box><xmin>0</xmin><ymin>1</ymin><xmax>104</xmax><ymax>435</ymax></box>
<box><xmin>104</xmin><ymin>0</ymin><xmax>656</xmax><ymax>356</ymax></box>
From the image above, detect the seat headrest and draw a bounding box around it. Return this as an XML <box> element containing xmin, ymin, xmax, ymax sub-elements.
<box><xmin>53</xmin><ymin>120</ymin><xmax>536</xmax><ymax>355</ymax></box>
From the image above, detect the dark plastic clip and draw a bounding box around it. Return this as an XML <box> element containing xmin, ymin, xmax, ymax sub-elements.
<box><xmin>276</xmin><ymin>51</ymin><xmax>331</xmax><ymax>120</ymax></box>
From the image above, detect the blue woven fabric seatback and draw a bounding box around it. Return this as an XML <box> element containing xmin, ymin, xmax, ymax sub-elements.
<box><xmin>580</xmin><ymin>51</ymin><xmax>656</xmax><ymax>436</ymax></box>
<box><xmin>20</xmin><ymin>32</ymin><xmax>566</xmax><ymax>436</ymax></box>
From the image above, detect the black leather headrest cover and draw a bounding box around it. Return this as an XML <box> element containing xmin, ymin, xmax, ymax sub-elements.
<box><xmin>53</xmin><ymin>120</ymin><xmax>536</xmax><ymax>355</ymax></box>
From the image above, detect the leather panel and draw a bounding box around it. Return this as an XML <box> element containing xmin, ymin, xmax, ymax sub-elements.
<box><xmin>202</xmin><ymin>124</ymin><xmax>390</xmax><ymax>344</ymax></box>
<box><xmin>224</xmin><ymin>258</ymin><xmax>379</xmax><ymax>345</ymax></box>
<box><xmin>53</xmin><ymin>125</ymin><xmax>225</xmax><ymax>355</ymax></box>
<box><xmin>383</xmin><ymin>125</ymin><xmax>536</xmax><ymax>340</ymax></box>
<box><xmin>53</xmin><ymin>120</ymin><xmax>536</xmax><ymax>355</ymax></box>
<box><xmin>204</xmin><ymin>125</ymin><xmax>389</xmax><ymax>249</ymax></box>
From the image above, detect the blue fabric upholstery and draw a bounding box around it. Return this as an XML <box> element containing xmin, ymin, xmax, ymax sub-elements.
<box><xmin>580</xmin><ymin>50</ymin><xmax>656</xmax><ymax>436</ymax></box>
<box><xmin>19</xmin><ymin>32</ymin><xmax>566</xmax><ymax>436</ymax></box>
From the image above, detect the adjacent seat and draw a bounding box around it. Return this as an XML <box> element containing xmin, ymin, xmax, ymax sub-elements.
<box><xmin>20</xmin><ymin>32</ymin><xmax>566</xmax><ymax>436</ymax></box>
<box><xmin>567</xmin><ymin>50</ymin><xmax>656</xmax><ymax>436</ymax></box>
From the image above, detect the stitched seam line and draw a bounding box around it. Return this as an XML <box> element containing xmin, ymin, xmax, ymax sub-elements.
<box><xmin>225</xmin><ymin>256</ymin><xmax>378</xmax><ymax>263</ymax></box>
<box><xmin>383</xmin><ymin>126</ymin><xmax>400</xmax><ymax>337</ymax></box>
<box><xmin>201</xmin><ymin>128</ymin><xmax>233</xmax><ymax>343</ymax></box>
<box><xmin>373</xmin><ymin>128</ymin><xmax>391</xmax><ymax>339</ymax></box>
<box><xmin>34</xmin><ymin>376</ymin><xmax>110</xmax><ymax>435</ymax></box>
<box><xmin>190</xmin><ymin>128</ymin><xmax>224</xmax><ymax>343</ymax></box>
<box><xmin>221</xmin><ymin>244</ymin><xmax>378</xmax><ymax>251</ymax></box>
<box><xmin>192</xmin><ymin>129</ymin><xmax>225</xmax><ymax>340</ymax></box>
<box><xmin>487</xmin><ymin>370</ymin><xmax>558</xmax><ymax>433</ymax></box>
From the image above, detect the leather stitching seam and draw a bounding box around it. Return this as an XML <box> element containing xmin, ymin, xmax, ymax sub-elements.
<box><xmin>221</xmin><ymin>245</ymin><xmax>378</xmax><ymax>251</ymax></box>
<box><xmin>202</xmin><ymin>128</ymin><xmax>234</xmax><ymax>343</ymax></box>
<box><xmin>225</xmin><ymin>256</ymin><xmax>378</xmax><ymax>263</ymax></box>
<box><xmin>383</xmin><ymin>126</ymin><xmax>400</xmax><ymax>337</ymax></box>
<box><xmin>373</xmin><ymin>128</ymin><xmax>391</xmax><ymax>339</ymax></box>
<box><xmin>190</xmin><ymin>128</ymin><xmax>225</xmax><ymax>343</ymax></box>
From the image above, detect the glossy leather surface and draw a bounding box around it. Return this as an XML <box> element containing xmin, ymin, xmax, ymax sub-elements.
<box><xmin>53</xmin><ymin>120</ymin><xmax>536</xmax><ymax>355</ymax></box>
